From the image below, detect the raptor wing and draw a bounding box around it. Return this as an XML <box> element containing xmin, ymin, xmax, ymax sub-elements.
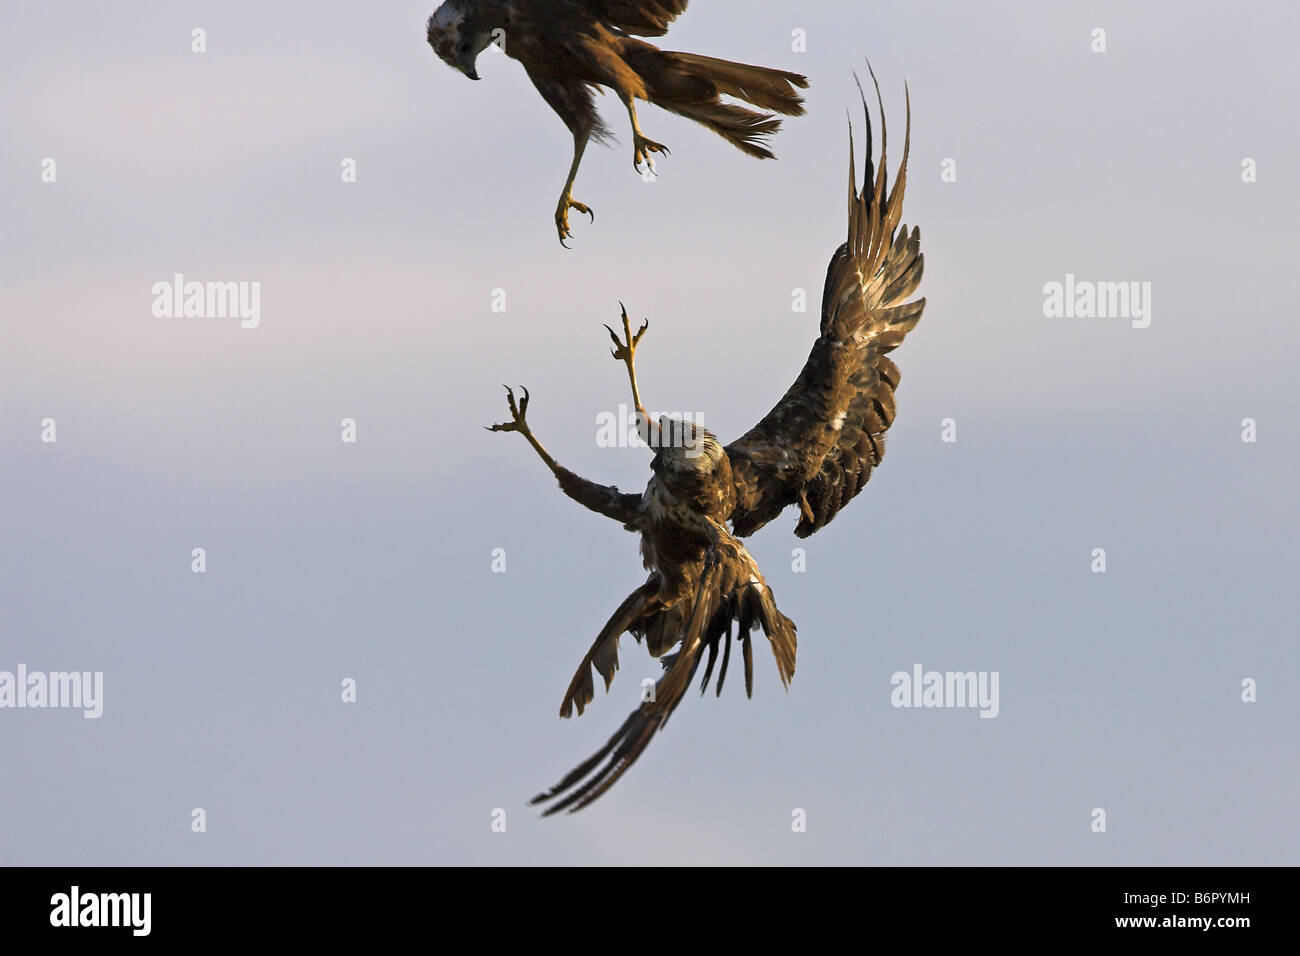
<box><xmin>728</xmin><ymin>73</ymin><xmax>925</xmax><ymax>539</ymax></box>
<box><xmin>585</xmin><ymin>0</ymin><xmax>690</xmax><ymax>36</ymax></box>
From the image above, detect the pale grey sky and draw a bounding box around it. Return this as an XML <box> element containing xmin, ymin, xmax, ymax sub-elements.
<box><xmin>1</xmin><ymin>0</ymin><xmax>1297</xmax><ymax>865</ymax></box>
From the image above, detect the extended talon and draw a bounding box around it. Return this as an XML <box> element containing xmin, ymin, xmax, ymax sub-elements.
<box><xmin>603</xmin><ymin>303</ymin><xmax>653</xmax><ymax>445</ymax></box>
<box><xmin>486</xmin><ymin>385</ymin><xmax>531</xmax><ymax>434</ymax></box>
<box><xmin>555</xmin><ymin>196</ymin><xmax>595</xmax><ymax>246</ymax></box>
<box><xmin>603</xmin><ymin>303</ymin><xmax>648</xmax><ymax>365</ymax></box>
<box><xmin>632</xmin><ymin>134</ymin><xmax>669</xmax><ymax>172</ymax></box>
<box><xmin>487</xmin><ymin>385</ymin><xmax>561</xmax><ymax>475</ymax></box>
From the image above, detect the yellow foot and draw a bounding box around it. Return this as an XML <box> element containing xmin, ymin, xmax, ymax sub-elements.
<box><xmin>632</xmin><ymin>133</ymin><xmax>669</xmax><ymax>173</ymax></box>
<box><xmin>486</xmin><ymin>385</ymin><xmax>533</xmax><ymax>437</ymax></box>
<box><xmin>555</xmin><ymin>195</ymin><xmax>594</xmax><ymax>247</ymax></box>
<box><xmin>604</xmin><ymin>303</ymin><xmax>648</xmax><ymax>369</ymax></box>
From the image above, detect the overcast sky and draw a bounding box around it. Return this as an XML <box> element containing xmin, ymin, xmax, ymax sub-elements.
<box><xmin>2</xmin><ymin>0</ymin><xmax>1297</xmax><ymax>865</ymax></box>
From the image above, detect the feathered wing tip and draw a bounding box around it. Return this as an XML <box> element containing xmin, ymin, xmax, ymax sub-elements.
<box><xmin>697</xmin><ymin>584</ymin><xmax>797</xmax><ymax>697</ymax></box>
<box><xmin>823</xmin><ymin>64</ymin><xmax>918</xmax><ymax>341</ymax></box>
<box><xmin>757</xmin><ymin>591</ymin><xmax>798</xmax><ymax>689</ymax></box>
<box><xmin>724</xmin><ymin>66</ymin><xmax>925</xmax><ymax>541</ymax></box>
<box><xmin>534</xmin><ymin>555</ymin><xmax>799</xmax><ymax>815</ymax></box>
<box><xmin>531</xmin><ymin>563</ymin><xmax>722</xmax><ymax>815</ymax></box>
<box><xmin>558</xmin><ymin>582</ymin><xmax>657</xmax><ymax>719</ymax></box>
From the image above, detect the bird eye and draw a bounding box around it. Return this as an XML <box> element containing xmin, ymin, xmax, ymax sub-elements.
<box><xmin>458</xmin><ymin>43</ymin><xmax>470</xmax><ymax>53</ymax></box>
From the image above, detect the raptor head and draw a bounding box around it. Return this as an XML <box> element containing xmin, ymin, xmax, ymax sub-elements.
<box><xmin>426</xmin><ymin>1</ymin><xmax>495</xmax><ymax>81</ymax></box>
<box><xmin>650</xmin><ymin>417</ymin><xmax>726</xmax><ymax>478</ymax></box>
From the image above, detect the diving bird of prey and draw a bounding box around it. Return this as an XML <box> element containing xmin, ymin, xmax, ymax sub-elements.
<box><xmin>488</xmin><ymin>75</ymin><xmax>924</xmax><ymax>814</ymax></box>
<box><xmin>426</xmin><ymin>0</ymin><xmax>808</xmax><ymax>244</ymax></box>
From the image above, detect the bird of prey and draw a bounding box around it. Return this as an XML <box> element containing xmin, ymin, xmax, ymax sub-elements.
<box><xmin>488</xmin><ymin>75</ymin><xmax>924</xmax><ymax>814</ymax></box>
<box><xmin>426</xmin><ymin>0</ymin><xmax>808</xmax><ymax>244</ymax></box>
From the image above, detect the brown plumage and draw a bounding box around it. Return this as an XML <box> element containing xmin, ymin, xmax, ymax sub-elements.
<box><xmin>487</xmin><ymin>73</ymin><xmax>926</xmax><ymax>814</ymax></box>
<box><xmin>426</xmin><ymin>0</ymin><xmax>808</xmax><ymax>243</ymax></box>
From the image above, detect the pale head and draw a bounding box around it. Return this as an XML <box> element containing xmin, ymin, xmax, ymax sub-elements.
<box><xmin>426</xmin><ymin>1</ymin><xmax>494</xmax><ymax>81</ymax></box>
<box><xmin>651</xmin><ymin>417</ymin><xmax>725</xmax><ymax>474</ymax></box>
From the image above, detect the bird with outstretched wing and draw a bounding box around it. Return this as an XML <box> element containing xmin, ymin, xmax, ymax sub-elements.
<box><xmin>488</xmin><ymin>74</ymin><xmax>925</xmax><ymax>813</ymax></box>
<box><xmin>427</xmin><ymin>0</ymin><xmax>807</xmax><ymax>244</ymax></box>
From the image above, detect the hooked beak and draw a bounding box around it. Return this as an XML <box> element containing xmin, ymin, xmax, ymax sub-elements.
<box><xmin>458</xmin><ymin>50</ymin><xmax>481</xmax><ymax>80</ymax></box>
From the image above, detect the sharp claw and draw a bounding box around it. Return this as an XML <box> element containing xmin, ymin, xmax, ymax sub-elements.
<box><xmin>556</xmin><ymin>197</ymin><xmax>592</xmax><ymax>244</ymax></box>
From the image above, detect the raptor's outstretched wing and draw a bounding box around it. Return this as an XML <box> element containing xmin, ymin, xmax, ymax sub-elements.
<box><xmin>584</xmin><ymin>0</ymin><xmax>690</xmax><ymax>36</ymax></box>
<box><xmin>728</xmin><ymin>73</ymin><xmax>925</xmax><ymax>539</ymax></box>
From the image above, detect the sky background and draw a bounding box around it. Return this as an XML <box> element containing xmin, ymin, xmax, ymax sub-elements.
<box><xmin>2</xmin><ymin>0</ymin><xmax>1297</xmax><ymax>865</ymax></box>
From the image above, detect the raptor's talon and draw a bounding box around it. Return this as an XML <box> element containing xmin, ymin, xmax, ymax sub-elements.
<box><xmin>555</xmin><ymin>195</ymin><xmax>594</xmax><ymax>245</ymax></box>
<box><xmin>632</xmin><ymin>133</ymin><xmax>669</xmax><ymax>172</ymax></box>
<box><xmin>605</xmin><ymin>308</ymin><xmax>647</xmax><ymax>365</ymax></box>
<box><xmin>487</xmin><ymin>385</ymin><xmax>532</xmax><ymax>435</ymax></box>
